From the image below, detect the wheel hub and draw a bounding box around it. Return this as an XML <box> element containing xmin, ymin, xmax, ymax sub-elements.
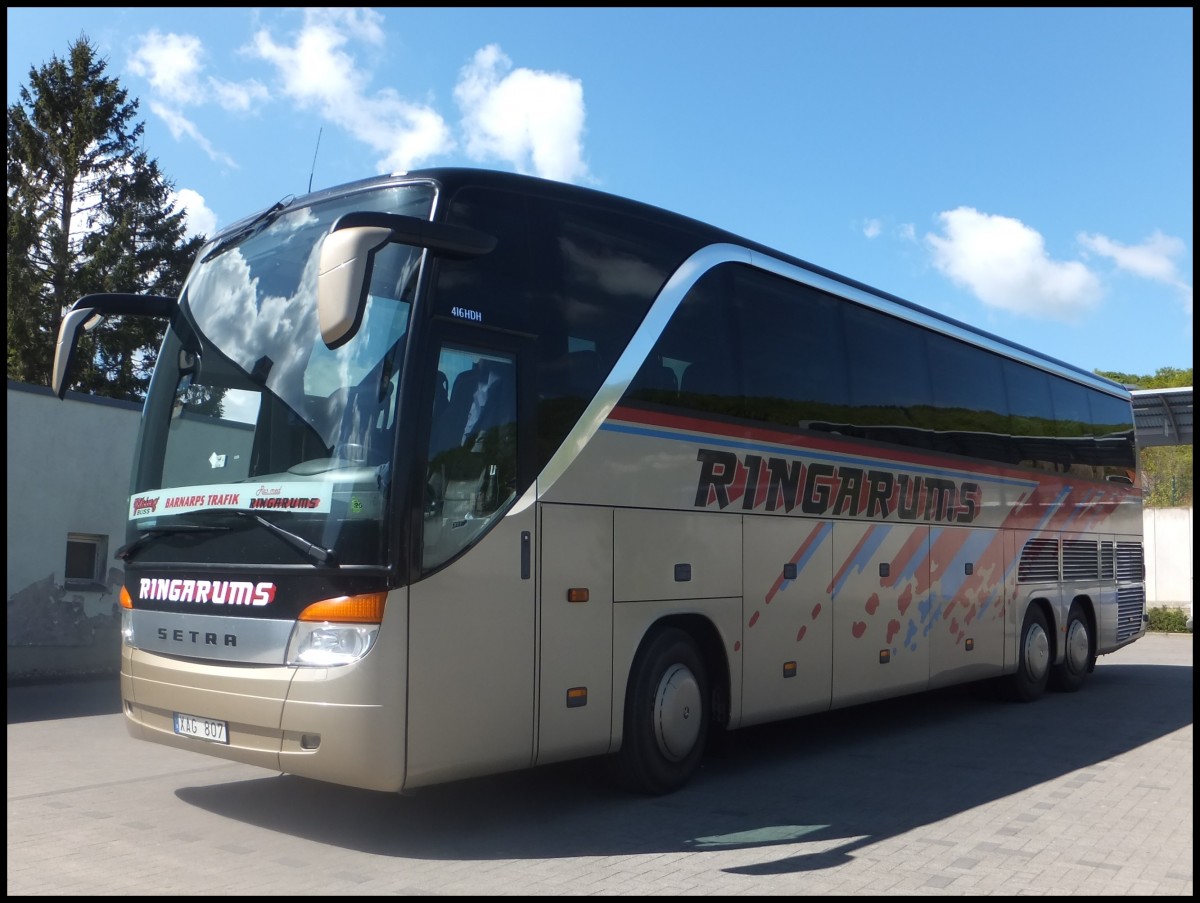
<box><xmin>653</xmin><ymin>664</ymin><xmax>702</xmax><ymax>762</ymax></box>
<box><xmin>1065</xmin><ymin>619</ymin><xmax>1090</xmax><ymax>673</ymax></box>
<box><xmin>1023</xmin><ymin>621</ymin><xmax>1050</xmax><ymax>681</ymax></box>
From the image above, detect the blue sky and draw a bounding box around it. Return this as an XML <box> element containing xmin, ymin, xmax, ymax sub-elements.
<box><xmin>7</xmin><ymin>8</ymin><xmax>1193</xmax><ymax>380</ymax></box>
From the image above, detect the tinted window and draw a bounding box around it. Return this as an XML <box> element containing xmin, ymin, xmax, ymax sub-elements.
<box><xmin>438</xmin><ymin>185</ymin><xmax>702</xmax><ymax>468</ymax></box>
<box><xmin>669</xmin><ymin>267</ymin><xmax>742</xmax><ymax>409</ymax></box>
<box><xmin>927</xmin><ymin>331</ymin><xmax>1013</xmax><ymax>461</ymax></box>
<box><xmin>842</xmin><ymin>304</ymin><xmax>933</xmax><ymax>448</ymax></box>
<box><xmin>437</xmin><ymin>188</ymin><xmax>533</xmax><ymax>333</ymax></box>
<box><xmin>1090</xmin><ymin>391</ymin><xmax>1137</xmax><ymax>473</ymax></box>
<box><xmin>735</xmin><ymin>266</ymin><xmax>849</xmax><ymax>425</ymax></box>
<box><xmin>1051</xmin><ymin>376</ymin><xmax>1092</xmax><ymax>439</ymax></box>
<box><xmin>1003</xmin><ymin>361</ymin><xmax>1061</xmax><ymax>470</ymax></box>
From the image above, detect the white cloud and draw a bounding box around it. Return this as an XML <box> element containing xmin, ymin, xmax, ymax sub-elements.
<box><xmin>149</xmin><ymin>102</ymin><xmax>237</xmax><ymax>169</ymax></box>
<box><xmin>129</xmin><ymin>30</ymin><xmax>206</xmax><ymax>105</ymax></box>
<box><xmin>925</xmin><ymin>207</ymin><xmax>1102</xmax><ymax>322</ymax></box>
<box><xmin>207</xmin><ymin>77</ymin><xmax>270</xmax><ymax>113</ymax></box>
<box><xmin>250</xmin><ymin>8</ymin><xmax>453</xmax><ymax>173</ymax></box>
<box><xmin>130</xmin><ymin>30</ymin><xmax>268</xmax><ymax>113</ymax></box>
<box><xmin>130</xmin><ymin>29</ymin><xmax>267</xmax><ymax>168</ymax></box>
<box><xmin>171</xmin><ymin>188</ymin><xmax>218</xmax><ymax>239</ymax></box>
<box><xmin>454</xmin><ymin>44</ymin><xmax>589</xmax><ymax>184</ymax></box>
<box><xmin>128</xmin><ymin>13</ymin><xmax>592</xmax><ymax>192</ymax></box>
<box><xmin>898</xmin><ymin>223</ymin><xmax>916</xmax><ymax>242</ymax></box>
<box><xmin>1078</xmin><ymin>229</ymin><xmax>1183</xmax><ymax>281</ymax></box>
<box><xmin>1078</xmin><ymin>230</ymin><xmax>1192</xmax><ymax>316</ymax></box>
<box><xmin>862</xmin><ymin>218</ymin><xmax>882</xmax><ymax>239</ymax></box>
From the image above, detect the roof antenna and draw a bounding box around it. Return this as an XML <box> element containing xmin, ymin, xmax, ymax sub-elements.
<box><xmin>307</xmin><ymin>127</ymin><xmax>323</xmax><ymax>194</ymax></box>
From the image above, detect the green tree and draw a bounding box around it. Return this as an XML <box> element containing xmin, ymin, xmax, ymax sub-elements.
<box><xmin>7</xmin><ymin>35</ymin><xmax>205</xmax><ymax>401</ymax></box>
<box><xmin>1098</xmin><ymin>367</ymin><xmax>1193</xmax><ymax>508</ymax></box>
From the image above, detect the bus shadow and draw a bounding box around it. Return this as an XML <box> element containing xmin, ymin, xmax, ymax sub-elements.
<box><xmin>175</xmin><ymin>660</ymin><xmax>1192</xmax><ymax>871</ymax></box>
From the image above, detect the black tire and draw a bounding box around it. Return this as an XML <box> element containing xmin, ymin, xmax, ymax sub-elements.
<box><xmin>617</xmin><ymin>627</ymin><xmax>709</xmax><ymax>795</ymax></box>
<box><xmin>1010</xmin><ymin>605</ymin><xmax>1052</xmax><ymax>702</ymax></box>
<box><xmin>1049</xmin><ymin>603</ymin><xmax>1093</xmax><ymax>693</ymax></box>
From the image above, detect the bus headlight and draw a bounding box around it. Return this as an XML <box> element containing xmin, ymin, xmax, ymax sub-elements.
<box><xmin>287</xmin><ymin>622</ymin><xmax>379</xmax><ymax>666</ymax></box>
<box><xmin>287</xmin><ymin>592</ymin><xmax>386</xmax><ymax>666</ymax></box>
<box><xmin>121</xmin><ymin>608</ymin><xmax>134</xmax><ymax>647</ymax></box>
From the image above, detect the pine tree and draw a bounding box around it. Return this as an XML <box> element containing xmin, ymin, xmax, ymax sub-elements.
<box><xmin>7</xmin><ymin>36</ymin><xmax>206</xmax><ymax>401</ymax></box>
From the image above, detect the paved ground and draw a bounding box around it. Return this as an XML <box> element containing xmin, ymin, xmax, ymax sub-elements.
<box><xmin>7</xmin><ymin>633</ymin><xmax>1192</xmax><ymax>896</ymax></box>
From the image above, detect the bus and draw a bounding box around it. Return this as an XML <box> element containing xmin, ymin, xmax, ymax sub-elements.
<box><xmin>51</xmin><ymin>167</ymin><xmax>1147</xmax><ymax>795</ymax></box>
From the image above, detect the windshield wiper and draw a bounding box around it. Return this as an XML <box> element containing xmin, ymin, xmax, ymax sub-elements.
<box><xmin>199</xmin><ymin>195</ymin><xmax>295</xmax><ymax>264</ymax></box>
<box><xmin>116</xmin><ymin>523</ymin><xmax>232</xmax><ymax>562</ymax></box>
<box><xmin>116</xmin><ymin>509</ymin><xmax>337</xmax><ymax>567</ymax></box>
<box><xmin>232</xmin><ymin>510</ymin><xmax>339</xmax><ymax>567</ymax></box>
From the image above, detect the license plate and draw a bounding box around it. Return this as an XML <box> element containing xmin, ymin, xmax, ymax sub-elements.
<box><xmin>173</xmin><ymin>712</ymin><xmax>229</xmax><ymax>744</ymax></box>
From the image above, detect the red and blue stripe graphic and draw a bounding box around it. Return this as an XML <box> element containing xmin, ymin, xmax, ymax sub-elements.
<box><xmin>601</xmin><ymin>405</ymin><xmax>1135</xmax><ymax>657</ymax></box>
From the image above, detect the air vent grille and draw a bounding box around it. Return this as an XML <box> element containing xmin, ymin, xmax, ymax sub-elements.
<box><xmin>1018</xmin><ymin>538</ymin><xmax>1059</xmax><ymax>583</ymax></box>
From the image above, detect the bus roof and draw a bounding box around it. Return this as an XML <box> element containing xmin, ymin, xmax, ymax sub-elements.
<box><xmin>231</xmin><ymin>166</ymin><xmax>1129</xmax><ymax>399</ymax></box>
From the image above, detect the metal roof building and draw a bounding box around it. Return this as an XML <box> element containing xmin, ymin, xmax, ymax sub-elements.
<box><xmin>1131</xmin><ymin>386</ymin><xmax>1193</xmax><ymax>448</ymax></box>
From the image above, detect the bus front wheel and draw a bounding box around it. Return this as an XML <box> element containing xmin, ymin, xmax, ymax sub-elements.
<box><xmin>1049</xmin><ymin>603</ymin><xmax>1093</xmax><ymax>693</ymax></box>
<box><xmin>618</xmin><ymin>627</ymin><xmax>709</xmax><ymax>795</ymax></box>
<box><xmin>1011</xmin><ymin>605</ymin><xmax>1051</xmax><ymax>702</ymax></box>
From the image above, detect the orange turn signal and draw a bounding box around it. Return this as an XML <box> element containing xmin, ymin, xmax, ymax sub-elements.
<box><xmin>119</xmin><ymin>586</ymin><xmax>134</xmax><ymax>609</ymax></box>
<box><xmin>298</xmin><ymin>592</ymin><xmax>387</xmax><ymax>623</ymax></box>
<box><xmin>566</xmin><ymin>687</ymin><xmax>587</xmax><ymax>708</ymax></box>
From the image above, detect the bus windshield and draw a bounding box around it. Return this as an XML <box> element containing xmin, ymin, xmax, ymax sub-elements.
<box><xmin>126</xmin><ymin>182</ymin><xmax>436</xmax><ymax>568</ymax></box>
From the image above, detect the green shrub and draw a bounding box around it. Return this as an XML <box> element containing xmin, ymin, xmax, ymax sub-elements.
<box><xmin>1146</xmin><ymin>607</ymin><xmax>1191</xmax><ymax>633</ymax></box>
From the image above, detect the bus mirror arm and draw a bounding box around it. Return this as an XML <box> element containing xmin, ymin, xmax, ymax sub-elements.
<box><xmin>330</xmin><ymin>211</ymin><xmax>497</xmax><ymax>260</ymax></box>
<box><xmin>51</xmin><ymin>293</ymin><xmax>176</xmax><ymax>399</ymax></box>
<box><xmin>317</xmin><ymin>212</ymin><xmax>497</xmax><ymax>349</ymax></box>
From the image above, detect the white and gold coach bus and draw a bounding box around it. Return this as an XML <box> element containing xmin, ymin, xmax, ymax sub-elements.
<box><xmin>52</xmin><ymin>168</ymin><xmax>1147</xmax><ymax>795</ymax></box>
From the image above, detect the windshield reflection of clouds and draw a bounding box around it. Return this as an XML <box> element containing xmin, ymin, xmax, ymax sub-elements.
<box><xmin>186</xmin><ymin>238</ymin><xmax>320</xmax><ymax>421</ymax></box>
<box><xmin>181</xmin><ymin>186</ymin><xmax>432</xmax><ymax>435</ymax></box>
<box><xmin>307</xmin><ymin>296</ymin><xmax>394</xmax><ymax>392</ymax></box>
<box><xmin>265</xmin><ymin>206</ymin><xmax>318</xmax><ymax>239</ymax></box>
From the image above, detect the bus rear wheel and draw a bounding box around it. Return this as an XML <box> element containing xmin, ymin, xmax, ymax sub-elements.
<box><xmin>1049</xmin><ymin>603</ymin><xmax>1093</xmax><ymax>693</ymax></box>
<box><xmin>1010</xmin><ymin>605</ymin><xmax>1051</xmax><ymax>702</ymax></box>
<box><xmin>618</xmin><ymin>627</ymin><xmax>709</xmax><ymax>795</ymax></box>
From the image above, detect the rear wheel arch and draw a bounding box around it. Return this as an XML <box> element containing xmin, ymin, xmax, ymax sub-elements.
<box><xmin>616</xmin><ymin>615</ymin><xmax>729</xmax><ymax>794</ymax></box>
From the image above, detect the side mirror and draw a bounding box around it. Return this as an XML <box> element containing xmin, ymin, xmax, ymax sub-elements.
<box><xmin>317</xmin><ymin>225</ymin><xmax>394</xmax><ymax>350</ymax></box>
<box><xmin>51</xmin><ymin>293</ymin><xmax>175</xmax><ymax>398</ymax></box>
<box><xmin>52</xmin><ymin>306</ymin><xmax>101</xmax><ymax>399</ymax></box>
<box><xmin>317</xmin><ymin>212</ymin><xmax>496</xmax><ymax>349</ymax></box>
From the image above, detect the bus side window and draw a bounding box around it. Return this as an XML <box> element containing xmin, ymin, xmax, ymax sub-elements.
<box><xmin>424</xmin><ymin>347</ymin><xmax>518</xmax><ymax>571</ymax></box>
<box><xmin>432</xmin><ymin>370</ymin><xmax>449</xmax><ymax>427</ymax></box>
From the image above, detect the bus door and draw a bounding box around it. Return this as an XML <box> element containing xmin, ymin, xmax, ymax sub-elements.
<box><xmin>536</xmin><ymin>504</ymin><xmax>615</xmax><ymax>765</ymax></box>
<box><xmin>404</xmin><ymin>333</ymin><xmax>536</xmax><ymax>788</ymax></box>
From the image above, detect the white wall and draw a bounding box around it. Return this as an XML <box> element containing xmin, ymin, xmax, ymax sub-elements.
<box><xmin>7</xmin><ymin>381</ymin><xmax>142</xmax><ymax>679</ymax></box>
<box><xmin>1144</xmin><ymin>506</ymin><xmax>1193</xmax><ymax>615</ymax></box>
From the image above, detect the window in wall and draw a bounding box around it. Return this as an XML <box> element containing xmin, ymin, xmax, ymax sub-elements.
<box><xmin>65</xmin><ymin>533</ymin><xmax>108</xmax><ymax>588</ymax></box>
